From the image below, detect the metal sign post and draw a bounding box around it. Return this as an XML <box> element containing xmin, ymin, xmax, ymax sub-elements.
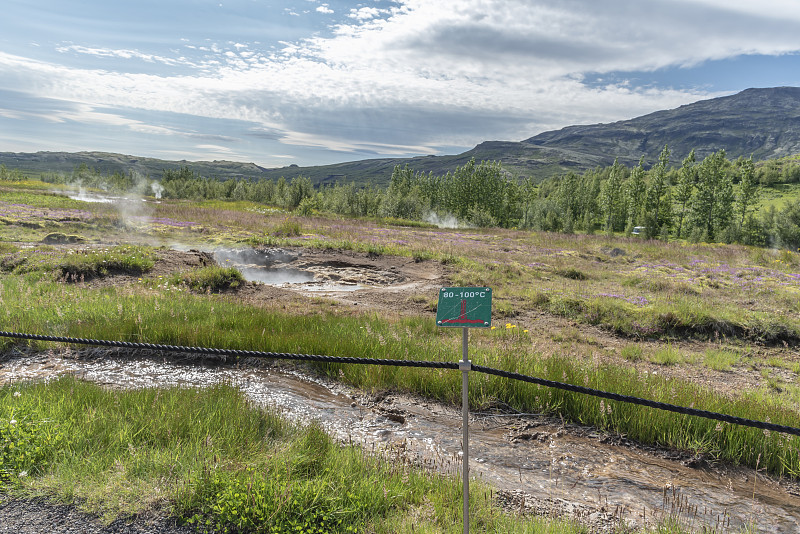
<box><xmin>436</xmin><ymin>287</ymin><xmax>491</xmax><ymax>534</ymax></box>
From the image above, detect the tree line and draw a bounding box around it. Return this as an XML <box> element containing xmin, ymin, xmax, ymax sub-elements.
<box><xmin>4</xmin><ymin>148</ymin><xmax>800</xmax><ymax>250</ymax></box>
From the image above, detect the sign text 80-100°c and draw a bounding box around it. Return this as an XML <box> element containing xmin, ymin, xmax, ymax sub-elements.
<box><xmin>436</xmin><ymin>287</ymin><xmax>492</xmax><ymax>328</ymax></box>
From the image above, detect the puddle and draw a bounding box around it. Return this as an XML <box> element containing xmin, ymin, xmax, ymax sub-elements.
<box><xmin>210</xmin><ymin>247</ymin><xmax>405</xmax><ymax>292</ymax></box>
<box><xmin>1</xmin><ymin>352</ymin><xmax>798</xmax><ymax>533</ymax></box>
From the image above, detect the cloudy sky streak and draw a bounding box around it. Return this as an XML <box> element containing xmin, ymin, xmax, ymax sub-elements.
<box><xmin>2</xmin><ymin>0</ymin><xmax>800</xmax><ymax>167</ymax></box>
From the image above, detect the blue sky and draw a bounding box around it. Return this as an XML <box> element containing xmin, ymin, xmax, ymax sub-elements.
<box><xmin>2</xmin><ymin>0</ymin><xmax>800</xmax><ymax>168</ymax></box>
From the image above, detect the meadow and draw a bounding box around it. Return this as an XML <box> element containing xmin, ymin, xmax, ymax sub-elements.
<box><xmin>1</xmin><ymin>179</ymin><xmax>799</xmax><ymax>532</ymax></box>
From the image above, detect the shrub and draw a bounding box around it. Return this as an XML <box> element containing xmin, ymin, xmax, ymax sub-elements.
<box><xmin>554</xmin><ymin>267</ymin><xmax>588</xmax><ymax>280</ymax></box>
<box><xmin>173</xmin><ymin>266</ymin><xmax>245</xmax><ymax>292</ymax></box>
<box><xmin>271</xmin><ymin>218</ymin><xmax>303</xmax><ymax>238</ymax></box>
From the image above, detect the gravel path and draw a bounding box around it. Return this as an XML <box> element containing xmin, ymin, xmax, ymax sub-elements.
<box><xmin>0</xmin><ymin>495</ymin><xmax>198</xmax><ymax>534</ymax></box>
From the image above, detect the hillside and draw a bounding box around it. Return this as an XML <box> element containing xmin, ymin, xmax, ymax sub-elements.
<box><xmin>2</xmin><ymin>87</ymin><xmax>800</xmax><ymax>185</ymax></box>
<box><xmin>524</xmin><ymin>86</ymin><xmax>800</xmax><ymax>168</ymax></box>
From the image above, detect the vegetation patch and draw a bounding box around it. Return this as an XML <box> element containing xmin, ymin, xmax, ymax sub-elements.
<box><xmin>0</xmin><ymin>245</ymin><xmax>155</xmax><ymax>281</ymax></box>
<box><xmin>271</xmin><ymin>217</ymin><xmax>303</xmax><ymax>237</ymax></box>
<box><xmin>1</xmin><ymin>376</ymin><xmax>581</xmax><ymax>533</ymax></box>
<box><xmin>703</xmin><ymin>349</ymin><xmax>741</xmax><ymax>371</ymax></box>
<box><xmin>2</xmin><ymin>278</ymin><xmax>799</xmax><ymax>479</ymax></box>
<box><xmin>171</xmin><ymin>266</ymin><xmax>245</xmax><ymax>292</ymax></box>
<box><xmin>554</xmin><ymin>267</ymin><xmax>588</xmax><ymax>280</ymax></box>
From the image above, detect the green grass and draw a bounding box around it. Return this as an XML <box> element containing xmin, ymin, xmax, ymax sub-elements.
<box><xmin>0</xmin><ymin>189</ymin><xmax>96</xmax><ymax>211</ymax></box>
<box><xmin>1</xmin><ymin>275</ymin><xmax>799</xmax><ymax>479</ymax></box>
<box><xmin>620</xmin><ymin>344</ymin><xmax>644</xmax><ymax>362</ymax></box>
<box><xmin>757</xmin><ymin>182</ymin><xmax>800</xmax><ymax>212</ymax></box>
<box><xmin>703</xmin><ymin>349</ymin><xmax>741</xmax><ymax>371</ymax></box>
<box><xmin>170</xmin><ymin>266</ymin><xmax>245</xmax><ymax>292</ymax></box>
<box><xmin>521</xmin><ymin>288</ymin><xmax>800</xmax><ymax>344</ymax></box>
<box><xmin>650</xmin><ymin>345</ymin><xmax>683</xmax><ymax>366</ymax></box>
<box><xmin>1</xmin><ymin>376</ymin><xmax>587</xmax><ymax>533</ymax></box>
<box><xmin>271</xmin><ymin>217</ymin><xmax>304</xmax><ymax>237</ymax></box>
<box><xmin>0</xmin><ymin>245</ymin><xmax>156</xmax><ymax>280</ymax></box>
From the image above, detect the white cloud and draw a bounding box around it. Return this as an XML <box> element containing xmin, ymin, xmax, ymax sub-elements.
<box><xmin>348</xmin><ymin>7</ymin><xmax>387</xmax><ymax>20</ymax></box>
<box><xmin>0</xmin><ymin>108</ymin><xmax>28</xmax><ymax>120</ymax></box>
<box><xmin>56</xmin><ymin>44</ymin><xmax>189</xmax><ymax>67</ymax></box>
<box><xmin>279</xmin><ymin>130</ymin><xmax>438</xmax><ymax>155</ymax></box>
<box><xmin>3</xmin><ymin>0</ymin><xmax>800</xmax><ymax>159</ymax></box>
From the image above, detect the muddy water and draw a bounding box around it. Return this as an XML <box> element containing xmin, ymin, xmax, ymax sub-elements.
<box><xmin>2</xmin><ymin>353</ymin><xmax>798</xmax><ymax>533</ymax></box>
<box><xmin>211</xmin><ymin>248</ymin><xmax>366</xmax><ymax>291</ymax></box>
<box><xmin>212</xmin><ymin>248</ymin><xmax>405</xmax><ymax>293</ymax></box>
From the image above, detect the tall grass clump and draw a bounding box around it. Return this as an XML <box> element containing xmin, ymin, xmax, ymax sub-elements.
<box><xmin>703</xmin><ymin>349</ymin><xmax>741</xmax><ymax>371</ymax></box>
<box><xmin>171</xmin><ymin>266</ymin><xmax>245</xmax><ymax>292</ymax></box>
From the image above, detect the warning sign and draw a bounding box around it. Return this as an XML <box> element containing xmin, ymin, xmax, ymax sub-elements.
<box><xmin>436</xmin><ymin>287</ymin><xmax>492</xmax><ymax>328</ymax></box>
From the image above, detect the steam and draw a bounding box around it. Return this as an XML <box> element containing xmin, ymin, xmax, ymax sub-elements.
<box><xmin>212</xmin><ymin>248</ymin><xmax>315</xmax><ymax>285</ymax></box>
<box><xmin>150</xmin><ymin>182</ymin><xmax>164</xmax><ymax>199</ymax></box>
<box><xmin>68</xmin><ymin>187</ymin><xmax>115</xmax><ymax>203</ymax></box>
<box><xmin>424</xmin><ymin>212</ymin><xmax>464</xmax><ymax>229</ymax></box>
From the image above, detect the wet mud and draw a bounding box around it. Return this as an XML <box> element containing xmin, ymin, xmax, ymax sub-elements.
<box><xmin>2</xmin><ymin>350</ymin><xmax>798</xmax><ymax>533</ymax></box>
<box><xmin>211</xmin><ymin>247</ymin><xmax>409</xmax><ymax>292</ymax></box>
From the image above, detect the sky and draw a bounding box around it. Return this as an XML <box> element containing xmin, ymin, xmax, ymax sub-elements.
<box><xmin>2</xmin><ymin>0</ymin><xmax>800</xmax><ymax>168</ymax></box>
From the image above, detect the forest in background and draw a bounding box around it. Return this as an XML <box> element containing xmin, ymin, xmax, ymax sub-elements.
<box><xmin>3</xmin><ymin>145</ymin><xmax>800</xmax><ymax>250</ymax></box>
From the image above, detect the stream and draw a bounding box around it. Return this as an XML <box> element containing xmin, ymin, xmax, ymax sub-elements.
<box><xmin>1</xmin><ymin>352</ymin><xmax>798</xmax><ymax>533</ymax></box>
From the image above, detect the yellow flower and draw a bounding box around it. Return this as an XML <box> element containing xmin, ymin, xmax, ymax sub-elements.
<box><xmin>491</xmin><ymin>326</ymin><xmax>496</xmax><ymax>330</ymax></box>
<box><xmin>523</xmin><ymin>329</ymin><xmax>529</xmax><ymax>333</ymax></box>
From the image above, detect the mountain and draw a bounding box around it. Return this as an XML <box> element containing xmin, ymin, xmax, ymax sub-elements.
<box><xmin>2</xmin><ymin>87</ymin><xmax>799</xmax><ymax>185</ymax></box>
<box><xmin>522</xmin><ymin>86</ymin><xmax>800</xmax><ymax>169</ymax></box>
<box><xmin>0</xmin><ymin>151</ymin><xmax>270</xmax><ymax>182</ymax></box>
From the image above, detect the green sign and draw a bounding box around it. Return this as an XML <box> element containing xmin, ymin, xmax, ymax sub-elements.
<box><xmin>436</xmin><ymin>287</ymin><xmax>492</xmax><ymax>328</ymax></box>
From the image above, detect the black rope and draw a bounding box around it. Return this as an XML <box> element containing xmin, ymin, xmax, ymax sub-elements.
<box><xmin>2</xmin><ymin>330</ymin><xmax>799</xmax><ymax>437</ymax></box>
<box><xmin>470</xmin><ymin>364</ymin><xmax>800</xmax><ymax>437</ymax></box>
<box><xmin>0</xmin><ymin>331</ymin><xmax>458</xmax><ymax>370</ymax></box>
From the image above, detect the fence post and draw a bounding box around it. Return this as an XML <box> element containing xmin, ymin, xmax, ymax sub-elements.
<box><xmin>460</xmin><ymin>327</ymin><xmax>470</xmax><ymax>534</ymax></box>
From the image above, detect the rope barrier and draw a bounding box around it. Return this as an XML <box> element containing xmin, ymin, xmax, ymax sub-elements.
<box><xmin>1</xmin><ymin>330</ymin><xmax>799</xmax><ymax>437</ymax></box>
<box><xmin>470</xmin><ymin>364</ymin><xmax>800</xmax><ymax>437</ymax></box>
<box><xmin>0</xmin><ymin>331</ymin><xmax>458</xmax><ymax>370</ymax></box>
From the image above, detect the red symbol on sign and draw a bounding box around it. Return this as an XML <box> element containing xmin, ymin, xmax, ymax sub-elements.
<box><xmin>441</xmin><ymin>299</ymin><xmax>485</xmax><ymax>325</ymax></box>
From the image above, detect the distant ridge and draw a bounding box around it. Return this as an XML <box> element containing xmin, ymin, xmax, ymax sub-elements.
<box><xmin>523</xmin><ymin>86</ymin><xmax>800</xmax><ymax>167</ymax></box>
<box><xmin>2</xmin><ymin>87</ymin><xmax>799</xmax><ymax>185</ymax></box>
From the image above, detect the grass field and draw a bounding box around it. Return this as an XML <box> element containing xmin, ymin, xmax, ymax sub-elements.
<box><xmin>1</xmin><ymin>179</ymin><xmax>798</xmax><ymax>532</ymax></box>
<box><xmin>2</xmin><ymin>377</ymin><xmax>592</xmax><ymax>533</ymax></box>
